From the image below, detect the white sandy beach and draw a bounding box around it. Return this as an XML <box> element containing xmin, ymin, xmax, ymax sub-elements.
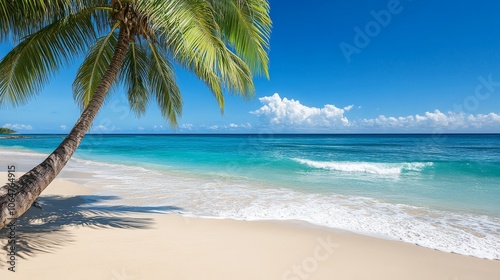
<box><xmin>0</xmin><ymin>171</ymin><xmax>499</xmax><ymax>280</ymax></box>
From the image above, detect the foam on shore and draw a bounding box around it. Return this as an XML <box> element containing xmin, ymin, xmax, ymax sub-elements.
<box><xmin>1</xmin><ymin>148</ymin><xmax>499</xmax><ymax>260</ymax></box>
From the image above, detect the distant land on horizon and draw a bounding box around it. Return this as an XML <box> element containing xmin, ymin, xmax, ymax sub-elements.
<box><xmin>0</xmin><ymin>127</ymin><xmax>15</xmax><ymax>134</ymax></box>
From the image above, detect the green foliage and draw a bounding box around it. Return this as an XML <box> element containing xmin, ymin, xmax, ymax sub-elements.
<box><xmin>0</xmin><ymin>0</ymin><xmax>272</xmax><ymax>126</ymax></box>
<box><xmin>146</xmin><ymin>42</ymin><xmax>182</xmax><ymax>126</ymax></box>
<box><xmin>0</xmin><ymin>7</ymin><xmax>102</xmax><ymax>106</ymax></box>
<box><xmin>73</xmin><ymin>24</ymin><xmax>120</xmax><ymax>109</ymax></box>
<box><xmin>0</xmin><ymin>127</ymin><xmax>15</xmax><ymax>134</ymax></box>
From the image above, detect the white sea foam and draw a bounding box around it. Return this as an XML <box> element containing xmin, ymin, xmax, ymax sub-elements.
<box><xmin>293</xmin><ymin>158</ymin><xmax>433</xmax><ymax>175</ymax></box>
<box><xmin>1</xmin><ymin>148</ymin><xmax>498</xmax><ymax>260</ymax></box>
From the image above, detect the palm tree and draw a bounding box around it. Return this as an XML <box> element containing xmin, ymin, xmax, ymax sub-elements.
<box><xmin>0</xmin><ymin>0</ymin><xmax>271</xmax><ymax>230</ymax></box>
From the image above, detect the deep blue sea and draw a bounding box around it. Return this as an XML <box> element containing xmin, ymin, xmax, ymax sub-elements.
<box><xmin>1</xmin><ymin>134</ymin><xmax>499</xmax><ymax>259</ymax></box>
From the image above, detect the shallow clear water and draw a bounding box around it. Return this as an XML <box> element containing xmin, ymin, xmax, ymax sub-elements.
<box><xmin>1</xmin><ymin>134</ymin><xmax>499</xmax><ymax>259</ymax></box>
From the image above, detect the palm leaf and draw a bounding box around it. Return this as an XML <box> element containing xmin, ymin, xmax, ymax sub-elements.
<box><xmin>119</xmin><ymin>42</ymin><xmax>150</xmax><ymax>116</ymax></box>
<box><xmin>0</xmin><ymin>8</ymin><xmax>101</xmax><ymax>106</ymax></box>
<box><xmin>146</xmin><ymin>42</ymin><xmax>182</xmax><ymax>126</ymax></box>
<box><xmin>207</xmin><ymin>0</ymin><xmax>271</xmax><ymax>78</ymax></box>
<box><xmin>73</xmin><ymin>24</ymin><xmax>119</xmax><ymax>109</ymax></box>
<box><xmin>139</xmin><ymin>0</ymin><xmax>258</xmax><ymax>111</ymax></box>
<box><xmin>0</xmin><ymin>0</ymin><xmax>109</xmax><ymax>43</ymax></box>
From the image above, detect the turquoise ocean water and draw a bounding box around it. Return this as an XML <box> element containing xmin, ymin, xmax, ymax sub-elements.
<box><xmin>1</xmin><ymin>134</ymin><xmax>499</xmax><ymax>259</ymax></box>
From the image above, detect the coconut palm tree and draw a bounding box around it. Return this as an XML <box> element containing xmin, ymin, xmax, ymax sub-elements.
<box><xmin>0</xmin><ymin>0</ymin><xmax>271</xmax><ymax>230</ymax></box>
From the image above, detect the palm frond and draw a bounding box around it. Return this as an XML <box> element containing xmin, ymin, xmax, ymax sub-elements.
<box><xmin>0</xmin><ymin>8</ymin><xmax>101</xmax><ymax>107</ymax></box>
<box><xmin>147</xmin><ymin>42</ymin><xmax>182</xmax><ymax>126</ymax></box>
<box><xmin>189</xmin><ymin>57</ymin><xmax>225</xmax><ymax>110</ymax></box>
<box><xmin>119</xmin><ymin>42</ymin><xmax>150</xmax><ymax>116</ymax></box>
<box><xmin>73</xmin><ymin>24</ymin><xmax>119</xmax><ymax>109</ymax></box>
<box><xmin>207</xmin><ymin>0</ymin><xmax>271</xmax><ymax>78</ymax></box>
<box><xmin>139</xmin><ymin>0</ymin><xmax>258</xmax><ymax>111</ymax></box>
<box><xmin>142</xmin><ymin>0</ymin><xmax>224</xmax><ymax>69</ymax></box>
<box><xmin>223</xmin><ymin>49</ymin><xmax>254</xmax><ymax>99</ymax></box>
<box><xmin>0</xmin><ymin>0</ymin><xmax>109</xmax><ymax>43</ymax></box>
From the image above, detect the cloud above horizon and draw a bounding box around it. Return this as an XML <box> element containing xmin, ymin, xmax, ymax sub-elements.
<box><xmin>3</xmin><ymin>123</ymin><xmax>33</xmax><ymax>131</ymax></box>
<box><xmin>182</xmin><ymin>123</ymin><xmax>253</xmax><ymax>131</ymax></box>
<box><xmin>362</xmin><ymin>111</ymin><xmax>500</xmax><ymax>129</ymax></box>
<box><xmin>146</xmin><ymin>123</ymin><xmax>252</xmax><ymax>132</ymax></box>
<box><xmin>251</xmin><ymin>93</ymin><xmax>500</xmax><ymax>132</ymax></box>
<box><xmin>251</xmin><ymin>93</ymin><xmax>353</xmax><ymax>128</ymax></box>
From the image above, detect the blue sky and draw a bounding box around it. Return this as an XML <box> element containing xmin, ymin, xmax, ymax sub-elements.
<box><xmin>2</xmin><ymin>0</ymin><xmax>500</xmax><ymax>133</ymax></box>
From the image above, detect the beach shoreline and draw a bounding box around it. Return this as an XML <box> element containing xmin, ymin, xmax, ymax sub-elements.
<box><xmin>1</xmin><ymin>143</ymin><xmax>500</xmax><ymax>258</ymax></box>
<box><xmin>0</xmin><ymin>170</ymin><xmax>499</xmax><ymax>279</ymax></box>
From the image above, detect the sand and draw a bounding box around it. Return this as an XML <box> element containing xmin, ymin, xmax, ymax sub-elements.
<box><xmin>0</xmin><ymin>172</ymin><xmax>499</xmax><ymax>280</ymax></box>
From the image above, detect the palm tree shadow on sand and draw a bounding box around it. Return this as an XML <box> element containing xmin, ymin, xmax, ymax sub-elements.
<box><xmin>0</xmin><ymin>195</ymin><xmax>183</xmax><ymax>264</ymax></box>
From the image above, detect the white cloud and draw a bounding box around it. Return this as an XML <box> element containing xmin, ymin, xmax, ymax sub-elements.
<box><xmin>467</xmin><ymin>113</ymin><xmax>500</xmax><ymax>127</ymax></box>
<box><xmin>362</xmin><ymin>110</ymin><xmax>500</xmax><ymax>130</ymax></box>
<box><xmin>137</xmin><ymin>126</ymin><xmax>145</xmax><ymax>131</ymax></box>
<box><xmin>251</xmin><ymin>93</ymin><xmax>353</xmax><ymax>128</ymax></box>
<box><xmin>3</xmin><ymin>123</ymin><xmax>33</xmax><ymax>131</ymax></box>
<box><xmin>185</xmin><ymin>123</ymin><xmax>253</xmax><ymax>131</ymax></box>
<box><xmin>60</xmin><ymin>125</ymin><xmax>67</xmax><ymax>130</ymax></box>
<box><xmin>343</xmin><ymin>105</ymin><xmax>354</xmax><ymax>111</ymax></box>
<box><xmin>228</xmin><ymin>123</ymin><xmax>252</xmax><ymax>129</ymax></box>
<box><xmin>249</xmin><ymin>94</ymin><xmax>500</xmax><ymax>131</ymax></box>
<box><xmin>180</xmin><ymin>123</ymin><xmax>193</xmax><ymax>130</ymax></box>
<box><xmin>93</xmin><ymin>125</ymin><xmax>109</xmax><ymax>131</ymax></box>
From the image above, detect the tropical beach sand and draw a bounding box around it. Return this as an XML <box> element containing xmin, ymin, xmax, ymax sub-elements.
<box><xmin>0</xmin><ymin>172</ymin><xmax>499</xmax><ymax>280</ymax></box>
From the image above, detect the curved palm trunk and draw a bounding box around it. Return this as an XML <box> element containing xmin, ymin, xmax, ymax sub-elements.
<box><xmin>0</xmin><ymin>28</ymin><xmax>130</xmax><ymax>230</ymax></box>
